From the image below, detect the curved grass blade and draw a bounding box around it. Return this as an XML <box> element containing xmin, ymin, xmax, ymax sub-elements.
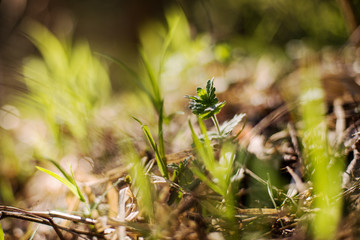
<box><xmin>36</xmin><ymin>166</ymin><xmax>85</xmax><ymax>202</ymax></box>
<box><xmin>47</xmin><ymin>159</ymin><xmax>74</xmax><ymax>185</ymax></box>
<box><xmin>132</xmin><ymin>116</ymin><xmax>168</xmax><ymax>179</ymax></box>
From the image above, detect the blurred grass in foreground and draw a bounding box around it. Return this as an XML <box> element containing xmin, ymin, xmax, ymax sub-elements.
<box><xmin>0</xmin><ymin>22</ymin><xmax>111</xmax><ymax>203</ymax></box>
<box><xmin>22</xmin><ymin>21</ymin><xmax>111</xmax><ymax>147</ymax></box>
<box><xmin>299</xmin><ymin>55</ymin><xmax>343</xmax><ymax>239</ymax></box>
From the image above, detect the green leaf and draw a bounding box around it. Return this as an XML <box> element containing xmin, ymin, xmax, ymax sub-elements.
<box><xmin>36</xmin><ymin>166</ymin><xmax>85</xmax><ymax>202</ymax></box>
<box><xmin>220</xmin><ymin>113</ymin><xmax>246</xmax><ymax>137</ymax></box>
<box><xmin>185</xmin><ymin>78</ymin><xmax>225</xmax><ymax>119</ymax></box>
<box><xmin>188</xmin><ymin>118</ymin><xmax>215</xmax><ymax>172</ymax></box>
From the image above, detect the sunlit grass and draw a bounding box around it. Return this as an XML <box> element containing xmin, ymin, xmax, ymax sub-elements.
<box><xmin>299</xmin><ymin>57</ymin><xmax>343</xmax><ymax>239</ymax></box>
<box><xmin>21</xmin><ymin>21</ymin><xmax>110</xmax><ymax>147</ymax></box>
<box><xmin>123</xmin><ymin>141</ymin><xmax>155</xmax><ymax>221</ymax></box>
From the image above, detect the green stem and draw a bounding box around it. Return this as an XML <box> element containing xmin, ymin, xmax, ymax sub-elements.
<box><xmin>211</xmin><ymin>115</ymin><xmax>221</xmax><ymax>136</ymax></box>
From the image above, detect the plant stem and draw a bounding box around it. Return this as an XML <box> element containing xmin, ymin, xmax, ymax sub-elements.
<box><xmin>211</xmin><ymin>115</ymin><xmax>221</xmax><ymax>136</ymax></box>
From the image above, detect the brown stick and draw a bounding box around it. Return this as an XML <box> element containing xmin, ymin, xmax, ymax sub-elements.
<box><xmin>0</xmin><ymin>205</ymin><xmax>105</xmax><ymax>239</ymax></box>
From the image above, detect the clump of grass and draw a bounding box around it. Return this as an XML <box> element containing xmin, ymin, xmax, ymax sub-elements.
<box><xmin>20</xmin><ymin>21</ymin><xmax>110</xmax><ymax>152</ymax></box>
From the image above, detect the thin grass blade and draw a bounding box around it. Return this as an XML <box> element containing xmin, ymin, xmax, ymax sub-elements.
<box><xmin>138</xmin><ymin>48</ymin><xmax>161</xmax><ymax>112</ymax></box>
<box><xmin>47</xmin><ymin>159</ymin><xmax>74</xmax><ymax>185</ymax></box>
<box><xmin>36</xmin><ymin>166</ymin><xmax>82</xmax><ymax>201</ymax></box>
<box><xmin>191</xmin><ymin>166</ymin><xmax>225</xmax><ymax>196</ymax></box>
<box><xmin>133</xmin><ymin>116</ymin><xmax>168</xmax><ymax>178</ymax></box>
<box><xmin>69</xmin><ymin>165</ymin><xmax>86</xmax><ymax>202</ymax></box>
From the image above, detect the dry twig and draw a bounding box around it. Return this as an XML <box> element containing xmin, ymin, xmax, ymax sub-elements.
<box><xmin>0</xmin><ymin>205</ymin><xmax>105</xmax><ymax>239</ymax></box>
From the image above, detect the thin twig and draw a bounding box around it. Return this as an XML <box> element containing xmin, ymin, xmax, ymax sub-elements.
<box><xmin>0</xmin><ymin>205</ymin><xmax>105</xmax><ymax>238</ymax></box>
<box><xmin>287</xmin><ymin>122</ymin><xmax>304</xmax><ymax>177</ymax></box>
<box><xmin>286</xmin><ymin>166</ymin><xmax>307</xmax><ymax>193</ymax></box>
<box><xmin>31</xmin><ymin>210</ymin><xmax>96</xmax><ymax>225</ymax></box>
<box><xmin>48</xmin><ymin>218</ymin><xmax>66</xmax><ymax>240</ymax></box>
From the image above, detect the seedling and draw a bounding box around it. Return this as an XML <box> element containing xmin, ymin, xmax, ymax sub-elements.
<box><xmin>185</xmin><ymin>79</ymin><xmax>247</xmax><ymax>238</ymax></box>
<box><xmin>186</xmin><ymin>78</ymin><xmax>225</xmax><ymax>135</ymax></box>
<box><xmin>186</xmin><ymin>78</ymin><xmax>246</xmax><ymax>140</ymax></box>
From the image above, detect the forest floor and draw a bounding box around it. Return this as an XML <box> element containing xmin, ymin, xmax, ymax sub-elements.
<box><xmin>2</xmin><ymin>26</ymin><xmax>360</xmax><ymax>240</ymax></box>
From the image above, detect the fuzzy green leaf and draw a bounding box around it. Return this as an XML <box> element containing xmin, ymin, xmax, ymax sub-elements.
<box><xmin>220</xmin><ymin>113</ymin><xmax>246</xmax><ymax>137</ymax></box>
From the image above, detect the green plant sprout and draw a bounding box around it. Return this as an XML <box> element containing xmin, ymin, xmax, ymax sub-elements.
<box><xmin>186</xmin><ymin>78</ymin><xmax>225</xmax><ymax>135</ymax></box>
<box><xmin>185</xmin><ymin>79</ymin><xmax>248</xmax><ymax>238</ymax></box>
<box><xmin>35</xmin><ymin>160</ymin><xmax>89</xmax><ymax>215</ymax></box>
<box><xmin>188</xmin><ymin>113</ymin><xmax>239</xmax><ymax>238</ymax></box>
<box><xmin>186</xmin><ymin>78</ymin><xmax>246</xmax><ymax>141</ymax></box>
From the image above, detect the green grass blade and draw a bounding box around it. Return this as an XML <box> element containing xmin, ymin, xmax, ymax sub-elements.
<box><xmin>158</xmin><ymin>14</ymin><xmax>180</xmax><ymax>80</ymax></box>
<box><xmin>138</xmin><ymin>48</ymin><xmax>162</xmax><ymax>112</ymax></box>
<box><xmin>29</xmin><ymin>225</ymin><xmax>40</xmax><ymax>240</ymax></box>
<box><xmin>266</xmin><ymin>174</ymin><xmax>278</xmax><ymax>210</ymax></box>
<box><xmin>36</xmin><ymin>166</ymin><xmax>83</xmax><ymax>201</ymax></box>
<box><xmin>199</xmin><ymin>119</ymin><xmax>216</xmax><ymax>171</ymax></box>
<box><xmin>189</xmin><ymin>118</ymin><xmax>227</xmax><ymax>194</ymax></box>
<box><xmin>47</xmin><ymin>159</ymin><xmax>74</xmax><ymax>185</ymax></box>
<box><xmin>133</xmin><ymin>116</ymin><xmax>168</xmax><ymax>179</ymax></box>
<box><xmin>69</xmin><ymin>165</ymin><xmax>86</xmax><ymax>202</ymax></box>
<box><xmin>158</xmin><ymin>100</ymin><xmax>166</xmax><ymax>159</ymax></box>
<box><xmin>188</xmin><ymin>118</ymin><xmax>213</xmax><ymax>172</ymax></box>
<box><xmin>142</xmin><ymin>125</ymin><xmax>159</xmax><ymax>154</ymax></box>
<box><xmin>132</xmin><ymin>115</ymin><xmax>143</xmax><ymax>125</ymax></box>
<box><xmin>191</xmin><ymin>166</ymin><xmax>225</xmax><ymax>196</ymax></box>
<box><xmin>142</xmin><ymin>125</ymin><xmax>168</xmax><ymax>179</ymax></box>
